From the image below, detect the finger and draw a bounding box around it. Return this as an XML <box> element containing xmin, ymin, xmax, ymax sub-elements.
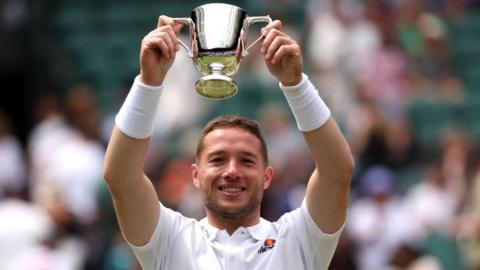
<box><xmin>265</xmin><ymin>35</ymin><xmax>292</xmax><ymax>60</ymax></box>
<box><xmin>271</xmin><ymin>44</ymin><xmax>301</xmax><ymax>64</ymax></box>
<box><xmin>156</xmin><ymin>38</ymin><xmax>173</xmax><ymax>58</ymax></box>
<box><xmin>261</xmin><ymin>20</ymin><xmax>284</xmax><ymax>35</ymax></box>
<box><xmin>261</xmin><ymin>28</ymin><xmax>287</xmax><ymax>54</ymax></box>
<box><xmin>158</xmin><ymin>15</ymin><xmax>175</xmax><ymax>28</ymax></box>
<box><xmin>156</xmin><ymin>23</ymin><xmax>183</xmax><ymax>51</ymax></box>
<box><xmin>162</xmin><ymin>25</ymin><xmax>179</xmax><ymax>54</ymax></box>
<box><xmin>150</xmin><ymin>26</ymin><xmax>178</xmax><ymax>55</ymax></box>
<box><xmin>145</xmin><ymin>37</ymin><xmax>172</xmax><ymax>58</ymax></box>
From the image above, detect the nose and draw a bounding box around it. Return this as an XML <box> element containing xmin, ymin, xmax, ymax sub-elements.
<box><xmin>222</xmin><ymin>159</ymin><xmax>241</xmax><ymax>180</ymax></box>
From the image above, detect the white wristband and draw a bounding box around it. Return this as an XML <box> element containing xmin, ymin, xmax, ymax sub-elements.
<box><xmin>280</xmin><ymin>73</ymin><xmax>331</xmax><ymax>132</ymax></box>
<box><xmin>115</xmin><ymin>76</ymin><xmax>163</xmax><ymax>139</ymax></box>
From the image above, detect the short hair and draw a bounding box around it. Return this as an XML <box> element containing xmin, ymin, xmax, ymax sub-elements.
<box><xmin>196</xmin><ymin>115</ymin><xmax>269</xmax><ymax>164</ymax></box>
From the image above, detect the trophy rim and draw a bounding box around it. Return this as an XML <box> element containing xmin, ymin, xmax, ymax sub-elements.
<box><xmin>193</xmin><ymin>3</ymin><xmax>246</xmax><ymax>13</ymax></box>
<box><xmin>195</xmin><ymin>74</ymin><xmax>238</xmax><ymax>100</ymax></box>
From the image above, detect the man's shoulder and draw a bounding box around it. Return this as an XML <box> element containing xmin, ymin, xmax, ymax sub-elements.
<box><xmin>160</xmin><ymin>203</ymin><xmax>203</xmax><ymax>230</ymax></box>
<box><xmin>259</xmin><ymin>206</ymin><xmax>305</xmax><ymax>236</ymax></box>
<box><xmin>274</xmin><ymin>204</ymin><xmax>304</xmax><ymax>225</ymax></box>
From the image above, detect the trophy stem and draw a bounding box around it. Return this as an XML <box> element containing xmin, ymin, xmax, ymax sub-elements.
<box><xmin>210</xmin><ymin>62</ymin><xmax>225</xmax><ymax>76</ymax></box>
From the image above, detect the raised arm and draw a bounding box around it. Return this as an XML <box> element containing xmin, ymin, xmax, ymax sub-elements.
<box><xmin>103</xmin><ymin>16</ymin><xmax>182</xmax><ymax>245</ymax></box>
<box><xmin>261</xmin><ymin>21</ymin><xmax>354</xmax><ymax>234</ymax></box>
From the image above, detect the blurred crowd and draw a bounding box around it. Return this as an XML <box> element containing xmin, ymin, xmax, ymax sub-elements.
<box><xmin>1</xmin><ymin>0</ymin><xmax>480</xmax><ymax>269</ymax></box>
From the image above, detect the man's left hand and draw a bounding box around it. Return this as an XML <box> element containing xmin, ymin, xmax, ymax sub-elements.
<box><xmin>260</xmin><ymin>20</ymin><xmax>303</xmax><ymax>86</ymax></box>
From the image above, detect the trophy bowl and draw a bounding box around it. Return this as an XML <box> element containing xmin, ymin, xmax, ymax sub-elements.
<box><xmin>173</xmin><ymin>3</ymin><xmax>271</xmax><ymax>99</ymax></box>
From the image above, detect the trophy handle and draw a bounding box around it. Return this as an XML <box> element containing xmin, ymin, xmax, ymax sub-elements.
<box><xmin>172</xmin><ymin>18</ymin><xmax>194</xmax><ymax>58</ymax></box>
<box><xmin>242</xmin><ymin>15</ymin><xmax>272</xmax><ymax>57</ymax></box>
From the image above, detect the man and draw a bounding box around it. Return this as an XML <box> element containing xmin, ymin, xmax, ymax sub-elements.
<box><xmin>104</xmin><ymin>16</ymin><xmax>354</xmax><ymax>270</ymax></box>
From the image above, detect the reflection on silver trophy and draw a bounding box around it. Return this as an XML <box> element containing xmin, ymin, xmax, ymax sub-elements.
<box><xmin>173</xmin><ymin>3</ymin><xmax>271</xmax><ymax>99</ymax></box>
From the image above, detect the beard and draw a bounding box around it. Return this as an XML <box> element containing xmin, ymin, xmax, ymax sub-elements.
<box><xmin>202</xmin><ymin>186</ymin><xmax>264</xmax><ymax>222</ymax></box>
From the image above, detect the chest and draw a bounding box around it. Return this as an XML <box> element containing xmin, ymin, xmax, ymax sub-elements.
<box><xmin>163</xmin><ymin>228</ymin><xmax>303</xmax><ymax>270</ymax></box>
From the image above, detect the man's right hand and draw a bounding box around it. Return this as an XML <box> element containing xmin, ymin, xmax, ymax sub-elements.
<box><xmin>140</xmin><ymin>15</ymin><xmax>184</xmax><ymax>86</ymax></box>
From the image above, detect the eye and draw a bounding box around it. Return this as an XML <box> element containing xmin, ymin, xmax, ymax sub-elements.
<box><xmin>241</xmin><ymin>158</ymin><xmax>255</xmax><ymax>164</ymax></box>
<box><xmin>209</xmin><ymin>157</ymin><xmax>224</xmax><ymax>164</ymax></box>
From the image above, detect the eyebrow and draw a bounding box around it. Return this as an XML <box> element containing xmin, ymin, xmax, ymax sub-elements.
<box><xmin>206</xmin><ymin>150</ymin><xmax>260</xmax><ymax>160</ymax></box>
<box><xmin>239</xmin><ymin>151</ymin><xmax>259</xmax><ymax>160</ymax></box>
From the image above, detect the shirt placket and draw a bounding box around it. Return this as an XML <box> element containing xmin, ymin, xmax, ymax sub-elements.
<box><xmin>223</xmin><ymin>228</ymin><xmax>248</xmax><ymax>270</ymax></box>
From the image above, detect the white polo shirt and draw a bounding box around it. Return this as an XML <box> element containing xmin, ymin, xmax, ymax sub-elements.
<box><xmin>129</xmin><ymin>201</ymin><xmax>344</xmax><ymax>270</ymax></box>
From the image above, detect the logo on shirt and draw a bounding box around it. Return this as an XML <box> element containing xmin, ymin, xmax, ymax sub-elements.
<box><xmin>258</xmin><ymin>239</ymin><xmax>276</xmax><ymax>254</ymax></box>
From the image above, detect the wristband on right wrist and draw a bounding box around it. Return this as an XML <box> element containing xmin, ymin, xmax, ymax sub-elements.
<box><xmin>280</xmin><ymin>73</ymin><xmax>331</xmax><ymax>132</ymax></box>
<box><xmin>115</xmin><ymin>76</ymin><xmax>163</xmax><ymax>139</ymax></box>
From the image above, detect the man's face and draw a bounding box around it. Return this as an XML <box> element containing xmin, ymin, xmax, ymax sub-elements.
<box><xmin>192</xmin><ymin>127</ymin><xmax>273</xmax><ymax>220</ymax></box>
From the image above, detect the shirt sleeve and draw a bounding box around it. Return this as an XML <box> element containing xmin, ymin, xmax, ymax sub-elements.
<box><xmin>127</xmin><ymin>202</ymin><xmax>188</xmax><ymax>270</ymax></box>
<box><xmin>294</xmin><ymin>200</ymin><xmax>346</xmax><ymax>269</ymax></box>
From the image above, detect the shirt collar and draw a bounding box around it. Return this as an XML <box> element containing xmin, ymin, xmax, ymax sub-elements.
<box><xmin>200</xmin><ymin>218</ymin><xmax>219</xmax><ymax>241</ymax></box>
<box><xmin>200</xmin><ymin>217</ymin><xmax>269</xmax><ymax>241</ymax></box>
<box><xmin>246</xmin><ymin>218</ymin><xmax>269</xmax><ymax>241</ymax></box>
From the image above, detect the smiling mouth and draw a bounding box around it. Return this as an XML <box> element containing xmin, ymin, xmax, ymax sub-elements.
<box><xmin>218</xmin><ymin>187</ymin><xmax>246</xmax><ymax>193</ymax></box>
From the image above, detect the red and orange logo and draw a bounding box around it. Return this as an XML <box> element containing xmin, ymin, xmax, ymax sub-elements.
<box><xmin>258</xmin><ymin>239</ymin><xmax>276</xmax><ymax>254</ymax></box>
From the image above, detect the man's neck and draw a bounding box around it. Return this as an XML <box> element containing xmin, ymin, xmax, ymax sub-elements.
<box><xmin>205</xmin><ymin>210</ymin><xmax>261</xmax><ymax>235</ymax></box>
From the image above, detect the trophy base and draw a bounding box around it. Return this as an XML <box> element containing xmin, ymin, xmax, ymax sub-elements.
<box><xmin>195</xmin><ymin>74</ymin><xmax>238</xmax><ymax>100</ymax></box>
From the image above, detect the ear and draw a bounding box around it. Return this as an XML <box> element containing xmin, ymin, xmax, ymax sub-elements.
<box><xmin>263</xmin><ymin>166</ymin><xmax>274</xmax><ymax>190</ymax></box>
<box><xmin>191</xmin><ymin>163</ymin><xmax>200</xmax><ymax>189</ymax></box>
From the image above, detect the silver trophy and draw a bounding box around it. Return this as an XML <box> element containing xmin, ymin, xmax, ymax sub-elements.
<box><xmin>173</xmin><ymin>3</ymin><xmax>271</xmax><ymax>99</ymax></box>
